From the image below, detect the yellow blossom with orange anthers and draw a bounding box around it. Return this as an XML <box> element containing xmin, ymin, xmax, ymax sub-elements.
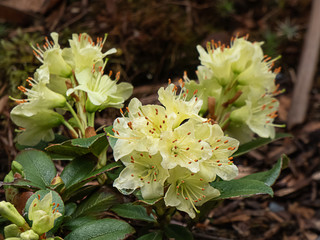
<box><xmin>111</xmin><ymin>82</ymin><xmax>239</xmax><ymax>218</ymax></box>
<box><xmin>184</xmin><ymin>34</ymin><xmax>283</xmax><ymax>142</ymax></box>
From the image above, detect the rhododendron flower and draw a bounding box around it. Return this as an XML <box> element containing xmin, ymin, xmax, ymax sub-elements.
<box><xmin>158</xmin><ymin>120</ymin><xmax>212</xmax><ymax>172</ymax></box>
<box><xmin>66</xmin><ymin>67</ymin><xmax>133</xmax><ymax>113</ymax></box>
<box><xmin>158</xmin><ymin>83</ymin><xmax>203</xmax><ymax>127</ymax></box>
<box><xmin>112</xmin><ymin>97</ymin><xmax>176</xmax><ymax>160</ymax></box>
<box><xmin>64</xmin><ymin>33</ymin><xmax>116</xmax><ymax>72</ymax></box>
<box><xmin>191</xmin><ymin>119</ymin><xmax>239</xmax><ymax>181</ymax></box>
<box><xmin>114</xmin><ymin>152</ymin><xmax>169</xmax><ymax>199</ymax></box>
<box><xmin>230</xmin><ymin>94</ymin><xmax>280</xmax><ymax>138</ymax></box>
<box><xmin>32</xmin><ymin>32</ymin><xmax>72</xmax><ymax>77</ymax></box>
<box><xmin>10</xmin><ymin>65</ymin><xmax>66</xmax><ymax>145</ymax></box>
<box><xmin>10</xmin><ymin>109</ymin><xmax>64</xmax><ymax>146</ymax></box>
<box><xmin>11</xmin><ymin>65</ymin><xmax>66</xmax><ymax>115</ymax></box>
<box><xmin>164</xmin><ymin>166</ymin><xmax>220</xmax><ymax>218</ymax></box>
<box><xmin>184</xmin><ymin>35</ymin><xmax>282</xmax><ymax>141</ymax></box>
<box><xmin>112</xmin><ymin>83</ymin><xmax>203</xmax><ymax>160</ymax></box>
<box><xmin>28</xmin><ymin>192</ymin><xmax>62</xmax><ymax>235</ymax></box>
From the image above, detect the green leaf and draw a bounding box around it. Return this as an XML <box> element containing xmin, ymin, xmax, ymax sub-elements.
<box><xmin>15</xmin><ymin>150</ymin><xmax>56</xmax><ymax>188</ymax></box>
<box><xmin>61</xmin><ymin>162</ymin><xmax>121</xmax><ymax>201</ymax></box>
<box><xmin>211</xmin><ymin>179</ymin><xmax>273</xmax><ymax>199</ymax></box>
<box><xmin>63</xmin><ymin>216</ymin><xmax>96</xmax><ymax>231</ymax></box>
<box><xmin>72</xmin><ymin>190</ymin><xmax>118</xmax><ymax>219</ymax></box>
<box><xmin>232</xmin><ymin>133</ymin><xmax>292</xmax><ymax>157</ymax></box>
<box><xmin>45</xmin><ymin>133</ymin><xmax>109</xmax><ymax>157</ymax></box>
<box><xmin>66</xmin><ymin>185</ymin><xmax>99</xmax><ymax>203</ymax></box>
<box><xmin>241</xmin><ymin>154</ymin><xmax>289</xmax><ymax>186</ymax></box>
<box><xmin>104</xmin><ymin>126</ymin><xmax>117</xmax><ymax>149</ymax></box>
<box><xmin>164</xmin><ymin>224</ymin><xmax>193</xmax><ymax>240</ymax></box>
<box><xmin>64</xmin><ymin>203</ymin><xmax>77</xmax><ymax>217</ymax></box>
<box><xmin>111</xmin><ymin>203</ymin><xmax>156</xmax><ymax>222</ymax></box>
<box><xmin>61</xmin><ymin>156</ymin><xmax>96</xmax><ymax>189</ymax></box>
<box><xmin>24</xmin><ymin>189</ymin><xmax>65</xmax><ymax>234</ymax></box>
<box><xmin>64</xmin><ymin>218</ymin><xmax>135</xmax><ymax>240</ymax></box>
<box><xmin>137</xmin><ymin>231</ymin><xmax>163</xmax><ymax>240</ymax></box>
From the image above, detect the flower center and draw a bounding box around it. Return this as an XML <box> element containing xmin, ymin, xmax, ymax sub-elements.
<box><xmin>175</xmin><ymin>178</ymin><xmax>206</xmax><ymax>213</ymax></box>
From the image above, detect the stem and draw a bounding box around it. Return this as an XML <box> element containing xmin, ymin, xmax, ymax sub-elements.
<box><xmin>66</xmin><ymin>102</ymin><xmax>85</xmax><ymax>136</ymax></box>
<box><xmin>61</xmin><ymin>119</ymin><xmax>78</xmax><ymax>138</ymax></box>
<box><xmin>87</xmin><ymin>112</ymin><xmax>95</xmax><ymax>127</ymax></box>
<box><xmin>21</xmin><ymin>222</ymin><xmax>31</xmax><ymax>231</ymax></box>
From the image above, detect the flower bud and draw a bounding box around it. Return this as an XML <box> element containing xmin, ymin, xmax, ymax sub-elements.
<box><xmin>20</xmin><ymin>230</ymin><xmax>39</xmax><ymax>240</ymax></box>
<box><xmin>4</xmin><ymin>224</ymin><xmax>22</xmax><ymax>238</ymax></box>
<box><xmin>11</xmin><ymin>161</ymin><xmax>25</xmax><ymax>178</ymax></box>
<box><xmin>0</xmin><ymin>201</ymin><xmax>28</xmax><ymax>229</ymax></box>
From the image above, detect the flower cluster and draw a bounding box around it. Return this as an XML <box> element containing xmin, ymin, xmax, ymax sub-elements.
<box><xmin>0</xmin><ymin>193</ymin><xmax>61</xmax><ymax>240</ymax></box>
<box><xmin>184</xmin><ymin>35</ymin><xmax>282</xmax><ymax>142</ymax></box>
<box><xmin>111</xmin><ymin>83</ymin><xmax>239</xmax><ymax>218</ymax></box>
<box><xmin>10</xmin><ymin>33</ymin><xmax>133</xmax><ymax>145</ymax></box>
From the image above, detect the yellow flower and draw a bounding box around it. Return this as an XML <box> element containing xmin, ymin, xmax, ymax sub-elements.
<box><xmin>164</xmin><ymin>166</ymin><xmax>220</xmax><ymax>218</ymax></box>
<box><xmin>114</xmin><ymin>152</ymin><xmax>169</xmax><ymax>199</ymax></box>
<box><xmin>28</xmin><ymin>192</ymin><xmax>62</xmax><ymax>235</ymax></box>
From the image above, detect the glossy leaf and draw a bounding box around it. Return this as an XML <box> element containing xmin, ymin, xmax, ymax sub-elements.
<box><xmin>64</xmin><ymin>218</ymin><xmax>135</xmax><ymax>240</ymax></box>
<box><xmin>63</xmin><ymin>216</ymin><xmax>96</xmax><ymax>231</ymax></box>
<box><xmin>72</xmin><ymin>190</ymin><xmax>118</xmax><ymax>219</ymax></box>
<box><xmin>61</xmin><ymin>161</ymin><xmax>121</xmax><ymax>200</ymax></box>
<box><xmin>46</xmin><ymin>133</ymin><xmax>108</xmax><ymax>157</ymax></box>
<box><xmin>241</xmin><ymin>154</ymin><xmax>289</xmax><ymax>186</ymax></box>
<box><xmin>137</xmin><ymin>231</ymin><xmax>163</xmax><ymax>240</ymax></box>
<box><xmin>111</xmin><ymin>203</ymin><xmax>156</xmax><ymax>222</ymax></box>
<box><xmin>60</xmin><ymin>156</ymin><xmax>96</xmax><ymax>189</ymax></box>
<box><xmin>164</xmin><ymin>224</ymin><xmax>193</xmax><ymax>240</ymax></box>
<box><xmin>15</xmin><ymin>150</ymin><xmax>56</xmax><ymax>188</ymax></box>
<box><xmin>211</xmin><ymin>179</ymin><xmax>273</xmax><ymax>199</ymax></box>
<box><xmin>232</xmin><ymin>133</ymin><xmax>292</xmax><ymax>157</ymax></box>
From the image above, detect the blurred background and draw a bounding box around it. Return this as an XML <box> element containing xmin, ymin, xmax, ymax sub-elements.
<box><xmin>0</xmin><ymin>0</ymin><xmax>319</xmax><ymax>239</ymax></box>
